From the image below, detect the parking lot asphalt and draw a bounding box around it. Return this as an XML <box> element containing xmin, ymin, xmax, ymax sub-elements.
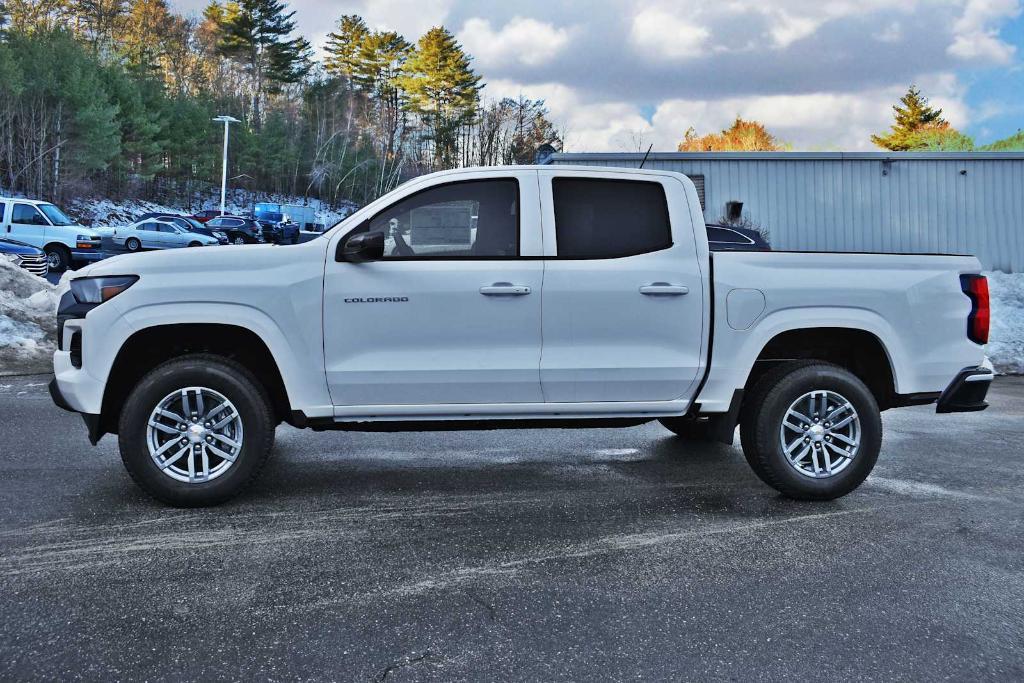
<box><xmin>1</xmin><ymin>375</ymin><xmax>1022</xmax><ymax>681</ymax></box>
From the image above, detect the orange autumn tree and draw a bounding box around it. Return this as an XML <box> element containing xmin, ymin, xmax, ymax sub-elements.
<box><xmin>678</xmin><ymin>117</ymin><xmax>784</xmax><ymax>151</ymax></box>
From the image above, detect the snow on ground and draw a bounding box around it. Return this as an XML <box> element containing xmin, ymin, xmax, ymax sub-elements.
<box><xmin>987</xmin><ymin>271</ymin><xmax>1024</xmax><ymax>375</ymax></box>
<box><xmin>66</xmin><ymin>191</ymin><xmax>357</xmax><ymax>229</ymax></box>
<box><xmin>0</xmin><ymin>260</ymin><xmax>59</xmax><ymax>375</ymax></box>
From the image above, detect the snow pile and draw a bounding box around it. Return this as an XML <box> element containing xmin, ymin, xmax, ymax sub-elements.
<box><xmin>987</xmin><ymin>271</ymin><xmax>1024</xmax><ymax>375</ymax></box>
<box><xmin>0</xmin><ymin>260</ymin><xmax>59</xmax><ymax>374</ymax></box>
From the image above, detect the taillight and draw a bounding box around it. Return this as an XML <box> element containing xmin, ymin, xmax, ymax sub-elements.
<box><xmin>960</xmin><ymin>274</ymin><xmax>990</xmax><ymax>345</ymax></box>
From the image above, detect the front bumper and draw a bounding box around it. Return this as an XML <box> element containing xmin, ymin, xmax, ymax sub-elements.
<box><xmin>49</xmin><ymin>377</ymin><xmax>103</xmax><ymax>445</ymax></box>
<box><xmin>71</xmin><ymin>249</ymin><xmax>106</xmax><ymax>262</ymax></box>
<box><xmin>936</xmin><ymin>361</ymin><xmax>994</xmax><ymax>413</ymax></box>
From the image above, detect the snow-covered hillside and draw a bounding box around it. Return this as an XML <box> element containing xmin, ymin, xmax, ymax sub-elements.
<box><xmin>65</xmin><ymin>191</ymin><xmax>358</xmax><ymax>228</ymax></box>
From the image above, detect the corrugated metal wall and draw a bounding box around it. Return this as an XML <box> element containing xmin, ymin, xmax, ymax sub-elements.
<box><xmin>548</xmin><ymin>152</ymin><xmax>1024</xmax><ymax>272</ymax></box>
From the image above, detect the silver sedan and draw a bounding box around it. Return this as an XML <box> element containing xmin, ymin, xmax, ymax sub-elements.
<box><xmin>112</xmin><ymin>219</ymin><xmax>220</xmax><ymax>252</ymax></box>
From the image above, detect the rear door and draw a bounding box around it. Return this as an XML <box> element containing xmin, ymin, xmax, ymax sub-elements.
<box><xmin>538</xmin><ymin>171</ymin><xmax>706</xmax><ymax>403</ymax></box>
<box><xmin>156</xmin><ymin>222</ymin><xmax>184</xmax><ymax>247</ymax></box>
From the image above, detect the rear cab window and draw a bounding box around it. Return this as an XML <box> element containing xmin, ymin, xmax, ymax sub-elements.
<box><xmin>551</xmin><ymin>178</ymin><xmax>672</xmax><ymax>258</ymax></box>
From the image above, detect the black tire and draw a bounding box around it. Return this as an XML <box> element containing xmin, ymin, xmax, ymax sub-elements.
<box><xmin>117</xmin><ymin>354</ymin><xmax>275</xmax><ymax>507</ymax></box>
<box><xmin>739</xmin><ymin>361</ymin><xmax>881</xmax><ymax>501</ymax></box>
<box><xmin>188</xmin><ymin>241</ymin><xmax>202</xmax><ymax>247</ymax></box>
<box><xmin>232</xmin><ymin>235</ymin><xmax>246</xmax><ymax>245</ymax></box>
<box><xmin>659</xmin><ymin>417</ymin><xmax>714</xmax><ymax>440</ymax></box>
<box><xmin>44</xmin><ymin>244</ymin><xmax>71</xmax><ymax>272</ymax></box>
<box><xmin>125</xmin><ymin>237</ymin><xmax>142</xmax><ymax>252</ymax></box>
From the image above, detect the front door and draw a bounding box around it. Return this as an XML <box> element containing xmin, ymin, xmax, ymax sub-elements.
<box><xmin>9</xmin><ymin>203</ymin><xmax>50</xmax><ymax>248</ymax></box>
<box><xmin>323</xmin><ymin>171</ymin><xmax>544</xmax><ymax>408</ymax></box>
<box><xmin>538</xmin><ymin>171</ymin><xmax>707</xmax><ymax>403</ymax></box>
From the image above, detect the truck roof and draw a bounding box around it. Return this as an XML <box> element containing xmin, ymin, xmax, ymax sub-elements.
<box><xmin>0</xmin><ymin>197</ymin><xmax>55</xmax><ymax>205</ymax></box>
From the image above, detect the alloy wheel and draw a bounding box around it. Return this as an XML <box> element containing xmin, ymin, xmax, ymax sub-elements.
<box><xmin>779</xmin><ymin>390</ymin><xmax>860</xmax><ymax>478</ymax></box>
<box><xmin>146</xmin><ymin>387</ymin><xmax>244</xmax><ymax>483</ymax></box>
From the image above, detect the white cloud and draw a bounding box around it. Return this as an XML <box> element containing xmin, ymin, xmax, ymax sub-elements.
<box><xmin>768</xmin><ymin>12</ymin><xmax>822</xmax><ymax>47</ymax></box>
<box><xmin>458</xmin><ymin>17</ymin><xmax>572</xmax><ymax>68</ymax></box>
<box><xmin>348</xmin><ymin>0</ymin><xmax>454</xmax><ymax>39</ymax></box>
<box><xmin>948</xmin><ymin>0</ymin><xmax>1021</xmax><ymax>64</ymax></box>
<box><xmin>629</xmin><ymin>8</ymin><xmax>710</xmax><ymax>60</ymax></box>
<box><xmin>484</xmin><ymin>79</ymin><xmax>653</xmax><ymax>151</ymax></box>
<box><xmin>649</xmin><ymin>74</ymin><xmax>969</xmax><ymax>151</ymax></box>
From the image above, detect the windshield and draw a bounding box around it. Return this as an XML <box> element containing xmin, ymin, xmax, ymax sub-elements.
<box><xmin>182</xmin><ymin>218</ymin><xmax>206</xmax><ymax>231</ymax></box>
<box><xmin>38</xmin><ymin>204</ymin><xmax>77</xmax><ymax>226</ymax></box>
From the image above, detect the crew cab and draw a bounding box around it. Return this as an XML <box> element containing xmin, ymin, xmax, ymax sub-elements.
<box><xmin>0</xmin><ymin>197</ymin><xmax>104</xmax><ymax>271</ymax></box>
<box><xmin>49</xmin><ymin>167</ymin><xmax>993</xmax><ymax>507</ymax></box>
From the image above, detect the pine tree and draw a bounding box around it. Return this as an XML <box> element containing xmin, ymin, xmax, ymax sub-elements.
<box><xmin>323</xmin><ymin>14</ymin><xmax>368</xmax><ymax>81</ymax></box>
<box><xmin>396</xmin><ymin>26</ymin><xmax>481</xmax><ymax>169</ymax></box>
<box><xmin>871</xmin><ymin>85</ymin><xmax>947</xmax><ymax>151</ymax></box>
<box><xmin>214</xmin><ymin>0</ymin><xmax>311</xmax><ymax>126</ymax></box>
<box><xmin>117</xmin><ymin>0</ymin><xmax>174</xmax><ymax>70</ymax></box>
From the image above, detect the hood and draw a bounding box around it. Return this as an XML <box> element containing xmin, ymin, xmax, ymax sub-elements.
<box><xmin>0</xmin><ymin>237</ymin><xmax>44</xmax><ymax>255</ymax></box>
<box><xmin>70</xmin><ymin>239</ymin><xmax>327</xmax><ymax>280</ymax></box>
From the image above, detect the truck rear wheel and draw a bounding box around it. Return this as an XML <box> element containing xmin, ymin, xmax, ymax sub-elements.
<box><xmin>117</xmin><ymin>354</ymin><xmax>275</xmax><ymax>507</ymax></box>
<box><xmin>739</xmin><ymin>361</ymin><xmax>881</xmax><ymax>501</ymax></box>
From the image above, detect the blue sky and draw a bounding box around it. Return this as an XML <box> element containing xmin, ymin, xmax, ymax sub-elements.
<box><xmin>958</xmin><ymin>12</ymin><xmax>1024</xmax><ymax>142</ymax></box>
<box><xmin>173</xmin><ymin>0</ymin><xmax>1024</xmax><ymax>150</ymax></box>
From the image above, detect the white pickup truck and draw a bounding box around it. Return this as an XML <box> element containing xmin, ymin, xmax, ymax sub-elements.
<box><xmin>49</xmin><ymin>166</ymin><xmax>994</xmax><ymax>507</ymax></box>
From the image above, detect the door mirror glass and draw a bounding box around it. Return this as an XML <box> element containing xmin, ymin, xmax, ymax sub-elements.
<box><xmin>338</xmin><ymin>229</ymin><xmax>385</xmax><ymax>262</ymax></box>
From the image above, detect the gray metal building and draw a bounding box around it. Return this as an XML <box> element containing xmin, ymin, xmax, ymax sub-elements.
<box><xmin>545</xmin><ymin>151</ymin><xmax>1024</xmax><ymax>272</ymax></box>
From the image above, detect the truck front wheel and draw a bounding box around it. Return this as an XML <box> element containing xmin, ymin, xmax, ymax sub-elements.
<box><xmin>117</xmin><ymin>354</ymin><xmax>275</xmax><ymax>507</ymax></box>
<box><xmin>739</xmin><ymin>362</ymin><xmax>881</xmax><ymax>501</ymax></box>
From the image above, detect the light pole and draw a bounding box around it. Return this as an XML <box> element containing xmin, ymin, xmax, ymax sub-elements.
<box><xmin>212</xmin><ymin>115</ymin><xmax>240</xmax><ymax>216</ymax></box>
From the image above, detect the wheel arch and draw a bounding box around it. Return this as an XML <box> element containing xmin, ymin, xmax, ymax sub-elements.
<box><xmin>99</xmin><ymin>322</ymin><xmax>294</xmax><ymax>436</ymax></box>
<box><xmin>744</xmin><ymin>326</ymin><xmax>900</xmax><ymax>410</ymax></box>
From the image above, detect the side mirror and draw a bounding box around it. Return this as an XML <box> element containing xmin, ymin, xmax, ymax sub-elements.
<box><xmin>338</xmin><ymin>230</ymin><xmax>385</xmax><ymax>262</ymax></box>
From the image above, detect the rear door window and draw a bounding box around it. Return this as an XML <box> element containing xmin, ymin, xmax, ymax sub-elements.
<box><xmin>552</xmin><ymin>178</ymin><xmax>671</xmax><ymax>258</ymax></box>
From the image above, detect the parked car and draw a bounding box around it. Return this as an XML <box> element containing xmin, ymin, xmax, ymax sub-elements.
<box><xmin>111</xmin><ymin>218</ymin><xmax>220</xmax><ymax>251</ymax></box>
<box><xmin>0</xmin><ymin>197</ymin><xmax>104</xmax><ymax>271</ymax></box>
<box><xmin>705</xmin><ymin>223</ymin><xmax>771</xmax><ymax>251</ymax></box>
<box><xmin>205</xmin><ymin>216</ymin><xmax>264</xmax><ymax>244</ymax></box>
<box><xmin>191</xmin><ymin>209</ymin><xmax>225</xmax><ymax>224</ymax></box>
<box><xmin>0</xmin><ymin>236</ymin><xmax>48</xmax><ymax>278</ymax></box>
<box><xmin>51</xmin><ymin>166</ymin><xmax>993</xmax><ymax>507</ymax></box>
<box><xmin>255</xmin><ymin>219</ymin><xmax>300</xmax><ymax>244</ymax></box>
<box><xmin>254</xmin><ymin>202</ymin><xmax>319</xmax><ymax>230</ymax></box>
<box><xmin>136</xmin><ymin>213</ymin><xmax>229</xmax><ymax>245</ymax></box>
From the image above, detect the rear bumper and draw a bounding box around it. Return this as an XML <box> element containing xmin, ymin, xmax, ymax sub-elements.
<box><xmin>936</xmin><ymin>361</ymin><xmax>994</xmax><ymax>413</ymax></box>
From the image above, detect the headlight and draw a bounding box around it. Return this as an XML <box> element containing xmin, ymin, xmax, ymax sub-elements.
<box><xmin>70</xmin><ymin>275</ymin><xmax>139</xmax><ymax>305</ymax></box>
<box><xmin>213</xmin><ymin>231</ymin><xmax>226</xmax><ymax>239</ymax></box>
<box><xmin>2</xmin><ymin>253</ymin><xmax>20</xmax><ymax>264</ymax></box>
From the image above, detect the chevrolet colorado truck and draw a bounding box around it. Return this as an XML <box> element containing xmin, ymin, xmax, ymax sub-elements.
<box><xmin>49</xmin><ymin>166</ymin><xmax>994</xmax><ymax>507</ymax></box>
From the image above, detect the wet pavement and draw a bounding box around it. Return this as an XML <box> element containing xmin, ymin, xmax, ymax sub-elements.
<box><xmin>1</xmin><ymin>375</ymin><xmax>1022</xmax><ymax>680</ymax></box>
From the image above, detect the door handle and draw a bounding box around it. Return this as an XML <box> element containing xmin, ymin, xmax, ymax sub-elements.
<box><xmin>480</xmin><ymin>283</ymin><xmax>531</xmax><ymax>296</ymax></box>
<box><xmin>639</xmin><ymin>283</ymin><xmax>689</xmax><ymax>296</ymax></box>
